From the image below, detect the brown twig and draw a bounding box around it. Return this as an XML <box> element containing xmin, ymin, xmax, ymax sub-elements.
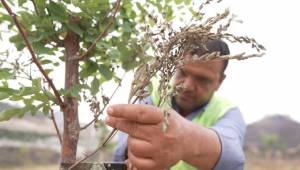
<box><xmin>68</xmin><ymin>128</ymin><xmax>118</xmax><ymax>170</ymax></box>
<box><xmin>1</xmin><ymin>0</ymin><xmax>65</xmax><ymax>109</ymax></box>
<box><xmin>70</xmin><ymin>93</ymin><xmax>140</xmax><ymax>169</ymax></box>
<box><xmin>50</xmin><ymin>108</ymin><xmax>62</xmax><ymax>145</ymax></box>
<box><xmin>80</xmin><ymin>72</ymin><xmax>126</xmax><ymax>130</ymax></box>
<box><xmin>76</xmin><ymin>0</ymin><xmax>122</xmax><ymax>61</ymax></box>
<box><xmin>30</xmin><ymin>0</ymin><xmax>39</xmax><ymax>16</ymax></box>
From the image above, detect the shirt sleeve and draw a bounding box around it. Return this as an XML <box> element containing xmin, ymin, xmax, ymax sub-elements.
<box><xmin>112</xmin><ymin>131</ymin><xmax>128</xmax><ymax>162</ymax></box>
<box><xmin>211</xmin><ymin>107</ymin><xmax>246</xmax><ymax>170</ymax></box>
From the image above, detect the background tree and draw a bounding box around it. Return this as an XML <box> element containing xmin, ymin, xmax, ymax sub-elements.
<box><xmin>0</xmin><ymin>0</ymin><xmax>200</xmax><ymax>168</ymax></box>
<box><xmin>261</xmin><ymin>133</ymin><xmax>285</xmax><ymax>158</ymax></box>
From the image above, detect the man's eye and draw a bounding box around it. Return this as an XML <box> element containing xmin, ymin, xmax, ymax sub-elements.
<box><xmin>196</xmin><ymin>77</ymin><xmax>210</xmax><ymax>84</ymax></box>
<box><xmin>178</xmin><ymin>69</ymin><xmax>186</xmax><ymax>77</ymax></box>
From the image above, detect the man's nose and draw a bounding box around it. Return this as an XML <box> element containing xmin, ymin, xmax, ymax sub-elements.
<box><xmin>182</xmin><ymin>76</ymin><xmax>195</xmax><ymax>91</ymax></box>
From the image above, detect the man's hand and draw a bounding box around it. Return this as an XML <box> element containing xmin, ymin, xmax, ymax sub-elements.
<box><xmin>105</xmin><ymin>104</ymin><xmax>189</xmax><ymax>170</ymax></box>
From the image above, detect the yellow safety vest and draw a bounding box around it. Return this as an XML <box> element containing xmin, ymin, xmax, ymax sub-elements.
<box><xmin>150</xmin><ymin>79</ymin><xmax>235</xmax><ymax>170</ymax></box>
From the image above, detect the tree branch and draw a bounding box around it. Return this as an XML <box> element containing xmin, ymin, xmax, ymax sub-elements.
<box><xmin>80</xmin><ymin>72</ymin><xmax>126</xmax><ymax>130</ymax></box>
<box><xmin>30</xmin><ymin>0</ymin><xmax>39</xmax><ymax>16</ymax></box>
<box><xmin>75</xmin><ymin>0</ymin><xmax>122</xmax><ymax>61</ymax></box>
<box><xmin>1</xmin><ymin>0</ymin><xmax>65</xmax><ymax>109</ymax></box>
<box><xmin>70</xmin><ymin>93</ymin><xmax>139</xmax><ymax>169</ymax></box>
<box><xmin>68</xmin><ymin>129</ymin><xmax>118</xmax><ymax>170</ymax></box>
<box><xmin>50</xmin><ymin>108</ymin><xmax>62</xmax><ymax>145</ymax></box>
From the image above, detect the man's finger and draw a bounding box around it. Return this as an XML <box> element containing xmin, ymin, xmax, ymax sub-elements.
<box><xmin>128</xmin><ymin>136</ymin><xmax>154</xmax><ymax>157</ymax></box>
<box><xmin>106</xmin><ymin>116</ymin><xmax>159</xmax><ymax>140</ymax></box>
<box><xmin>107</xmin><ymin>104</ymin><xmax>163</xmax><ymax>124</ymax></box>
<box><xmin>128</xmin><ymin>149</ymin><xmax>156</xmax><ymax>170</ymax></box>
<box><xmin>125</xmin><ymin>160</ymin><xmax>137</xmax><ymax>170</ymax></box>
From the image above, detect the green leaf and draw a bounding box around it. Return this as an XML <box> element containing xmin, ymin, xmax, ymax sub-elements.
<box><xmin>175</xmin><ymin>0</ymin><xmax>183</xmax><ymax>5</ymax></box>
<box><xmin>32</xmin><ymin>78</ymin><xmax>42</xmax><ymax>91</ymax></box>
<box><xmin>166</xmin><ymin>6</ymin><xmax>174</xmax><ymax>21</ymax></box>
<box><xmin>9</xmin><ymin>95</ymin><xmax>23</xmax><ymax>101</ymax></box>
<box><xmin>0</xmin><ymin>108</ymin><xmax>22</xmax><ymax>121</ymax></box>
<box><xmin>32</xmin><ymin>43</ymin><xmax>55</xmax><ymax>55</ymax></box>
<box><xmin>96</xmin><ymin>41</ymin><xmax>111</xmax><ymax>49</ymax></box>
<box><xmin>59</xmin><ymin>56</ymin><xmax>65</xmax><ymax>62</ymax></box>
<box><xmin>47</xmin><ymin>1</ymin><xmax>69</xmax><ymax>22</ymax></box>
<box><xmin>19</xmin><ymin>87</ymin><xmax>35</xmax><ymax>96</ymax></box>
<box><xmin>23</xmin><ymin>98</ymin><xmax>33</xmax><ymax>106</ymax></box>
<box><xmin>136</xmin><ymin>2</ymin><xmax>146</xmax><ymax>16</ymax></box>
<box><xmin>30</xmin><ymin>103</ymin><xmax>44</xmax><ymax>116</ymax></box>
<box><xmin>99</xmin><ymin>64</ymin><xmax>113</xmax><ymax>80</ymax></box>
<box><xmin>35</xmin><ymin>0</ymin><xmax>46</xmax><ymax>16</ymax></box>
<box><xmin>28</xmin><ymin>34</ymin><xmax>44</xmax><ymax>44</ymax></box>
<box><xmin>80</xmin><ymin>60</ymin><xmax>99</xmax><ymax>78</ymax></box>
<box><xmin>40</xmin><ymin>59</ymin><xmax>53</xmax><ymax>65</ymax></box>
<box><xmin>42</xmin><ymin>105</ymin><xmax>50</xmax><ymax>116</ymax></box>
<box><xmin>91</xmin><ymin>78</ymin><xmax>100</xmax><ymax>95</ymax></box>
<box><xmin>43</xmin><ymin>90</ymin><xmax>57</xmax><ymax>102</ymax></box>
<box><xmin>65</xmin><ymin>84</ymin><xmax>86</xmax><ymax>100</ymax></box>
<box><xmin>0</xmin><ymin>104</ymin><xmax>34</xmax><ymax>121</ymax></box>
<box><xmin>0</xmin><ymin>92</ymin><xmax>10</xmax><ymax>100</ymax></box>
<box><xmin>44</xmin><ymin>69</ymin><xmax>53</xmax><ymax>74</ymax></box>
<box><xmin>123</xmin><ymin>21</ymin><xmax>131</xmax><ymax>32</ymax></box>
<box><xmin>18</xmin><ymin>0</ymin><xmax>26</xmax><ymax>6</ymax></box>
<box><xmin>9</xmin><ymin>35</ymin><xmax>25</xmax><ymax>50</ymax></box>
<box><xmin>0</xmin><ymin>87</ymin><xmax>16</xmax><ymax>94</ymax></box>
<box><xmin>53</xmin><ymin>62</ymin><xmax>60</xmax><ymax>66</ymax></box>
<box><xmin>32</xmin><ymin>93</ymin><xmax>48</xmax><ymax>102</ymax></box>
<box><xmin>67</xmin><ymin>24</ymin><xmax>83</xmax><ymax>37</ymax></box>
<box><xmin>107</xmin><ymin>48</ymin><xmax>121</xmax><ymax>59</ymax></box>
<box><xmin>0</xmin><ymin>68</ymin><xmax>13</xmax><ymax>79</ymax></box>
<box><xmin>184</xmin><ymin>0</ymin><xmax>192</xmax><ymax>5</ymax></box>
<box><xmin>21</xmin><ymin>105</ymin><xmax>35</xmax><ymax>118</ymax></box>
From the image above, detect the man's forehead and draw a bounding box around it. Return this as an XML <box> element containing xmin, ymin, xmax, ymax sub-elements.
<box><xmin>181</xmin><ymin>54</ymin><xmax>223</xmax><ymax>66</ymax></box>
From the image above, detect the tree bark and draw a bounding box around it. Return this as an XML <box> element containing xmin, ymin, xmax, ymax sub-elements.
<box><xmin>61</xmin><ymin>29</ymin><xmax>80</xmax><ymax>166</ymax></box>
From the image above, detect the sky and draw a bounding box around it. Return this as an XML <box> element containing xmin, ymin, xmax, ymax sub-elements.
<box><xmin>211</xmin><ymin>0</ymin><xmax>300</xmax><ymax>123</ymax></box>
<box><xmin>1</xmin><ymin>0</ymin><xmax>300</xmax><ymax>125</ymax></box>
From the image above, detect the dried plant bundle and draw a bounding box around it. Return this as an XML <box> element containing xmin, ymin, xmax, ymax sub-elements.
<box><xmin>69</xmin><ymin>0</ymin><xmax>266</xmax><ymax>168</ymax></box>
<box><xmin>129</xmin><ymin>2</ymin><xmax>265</xmax><ymax>107</ymax></box>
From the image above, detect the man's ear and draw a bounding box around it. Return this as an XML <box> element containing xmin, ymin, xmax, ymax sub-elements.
<box><xmin>215</xmin><ymin>73</ymin><xmax>226</xmax><ymax>91</ymax></box>
<box><xmin>220</xmin><ymin>73</ymin><xmax>226</xmax><ymax>84</ymax></box>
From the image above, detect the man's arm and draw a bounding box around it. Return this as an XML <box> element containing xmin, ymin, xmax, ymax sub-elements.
<box><xmin>178</xmin><ymin>120</ymin><xmax>222</xmax><ymax>169</ymax></box>
<box><xmin>212</xmin><ymin>107</ymin><xmax>246</xmax><ymax>170</ymax></box>
<box><xmin>106</xmin><ymin>104</ymin><xmax>223</xmax><ymax>170</ymax></box>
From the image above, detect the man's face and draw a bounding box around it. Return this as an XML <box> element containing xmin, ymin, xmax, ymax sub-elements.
<box><xmin>173</xmin><ymin>58</ymin><xmax>225</xmax><ymax>114</ymax></box>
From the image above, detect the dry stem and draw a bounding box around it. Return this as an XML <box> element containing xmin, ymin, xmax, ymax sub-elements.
<box><xmin>80</xmin><ymin>73</ymin><xmax>126</xmax><ymax>130</ymax></box>
<box><xmin>50</xmin><ymin>108</ymin><xmax>62</xmax><ymax>145</ymax></box>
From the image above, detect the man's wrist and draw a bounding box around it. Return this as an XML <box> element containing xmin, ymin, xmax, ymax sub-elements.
<box><xmin>181</xmin><ymin>122</ymin><xmax>221</xmax><ymax>169</ymax></box>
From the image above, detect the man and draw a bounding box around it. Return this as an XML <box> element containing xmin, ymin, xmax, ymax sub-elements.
<box><xmin>106</xmin><ymin>40</ymin><xmax>246</xmax><ymax>170</ymax></box>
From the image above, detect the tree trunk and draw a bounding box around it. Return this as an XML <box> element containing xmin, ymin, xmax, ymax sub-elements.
<box><xmin>61</xmin><ymin>29</ymin><xmax>80</xmax><ymax>167</ymax></box>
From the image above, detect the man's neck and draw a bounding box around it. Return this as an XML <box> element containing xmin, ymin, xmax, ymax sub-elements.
<box><xmin>171</xmin><ymin>98</ymin><xmax>209</xmax><ymax>117</ymax></box>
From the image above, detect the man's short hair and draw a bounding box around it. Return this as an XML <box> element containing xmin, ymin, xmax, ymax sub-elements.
<box><xmin>189</xmin><ymin>39</ymin><xmax>230</xmax><ymax>74</ymax></box>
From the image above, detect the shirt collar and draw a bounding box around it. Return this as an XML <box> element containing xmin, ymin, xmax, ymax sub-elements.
<box><xmin>171</xmin><ymin>97</ymin><xmax>209</xmax><ymax>121</ymax></box>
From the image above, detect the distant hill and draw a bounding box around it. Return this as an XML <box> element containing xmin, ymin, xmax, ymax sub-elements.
<box><xmin>246</xmin><ymin>114</ymin><xmax>300</xmax><ymax>149</ymax></box>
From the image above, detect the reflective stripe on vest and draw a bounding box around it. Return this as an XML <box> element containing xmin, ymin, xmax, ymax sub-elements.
<box><xmin>150</xmin><ymin>80</ymin><xmax>235</xmax><ymax>170</ymax></box>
